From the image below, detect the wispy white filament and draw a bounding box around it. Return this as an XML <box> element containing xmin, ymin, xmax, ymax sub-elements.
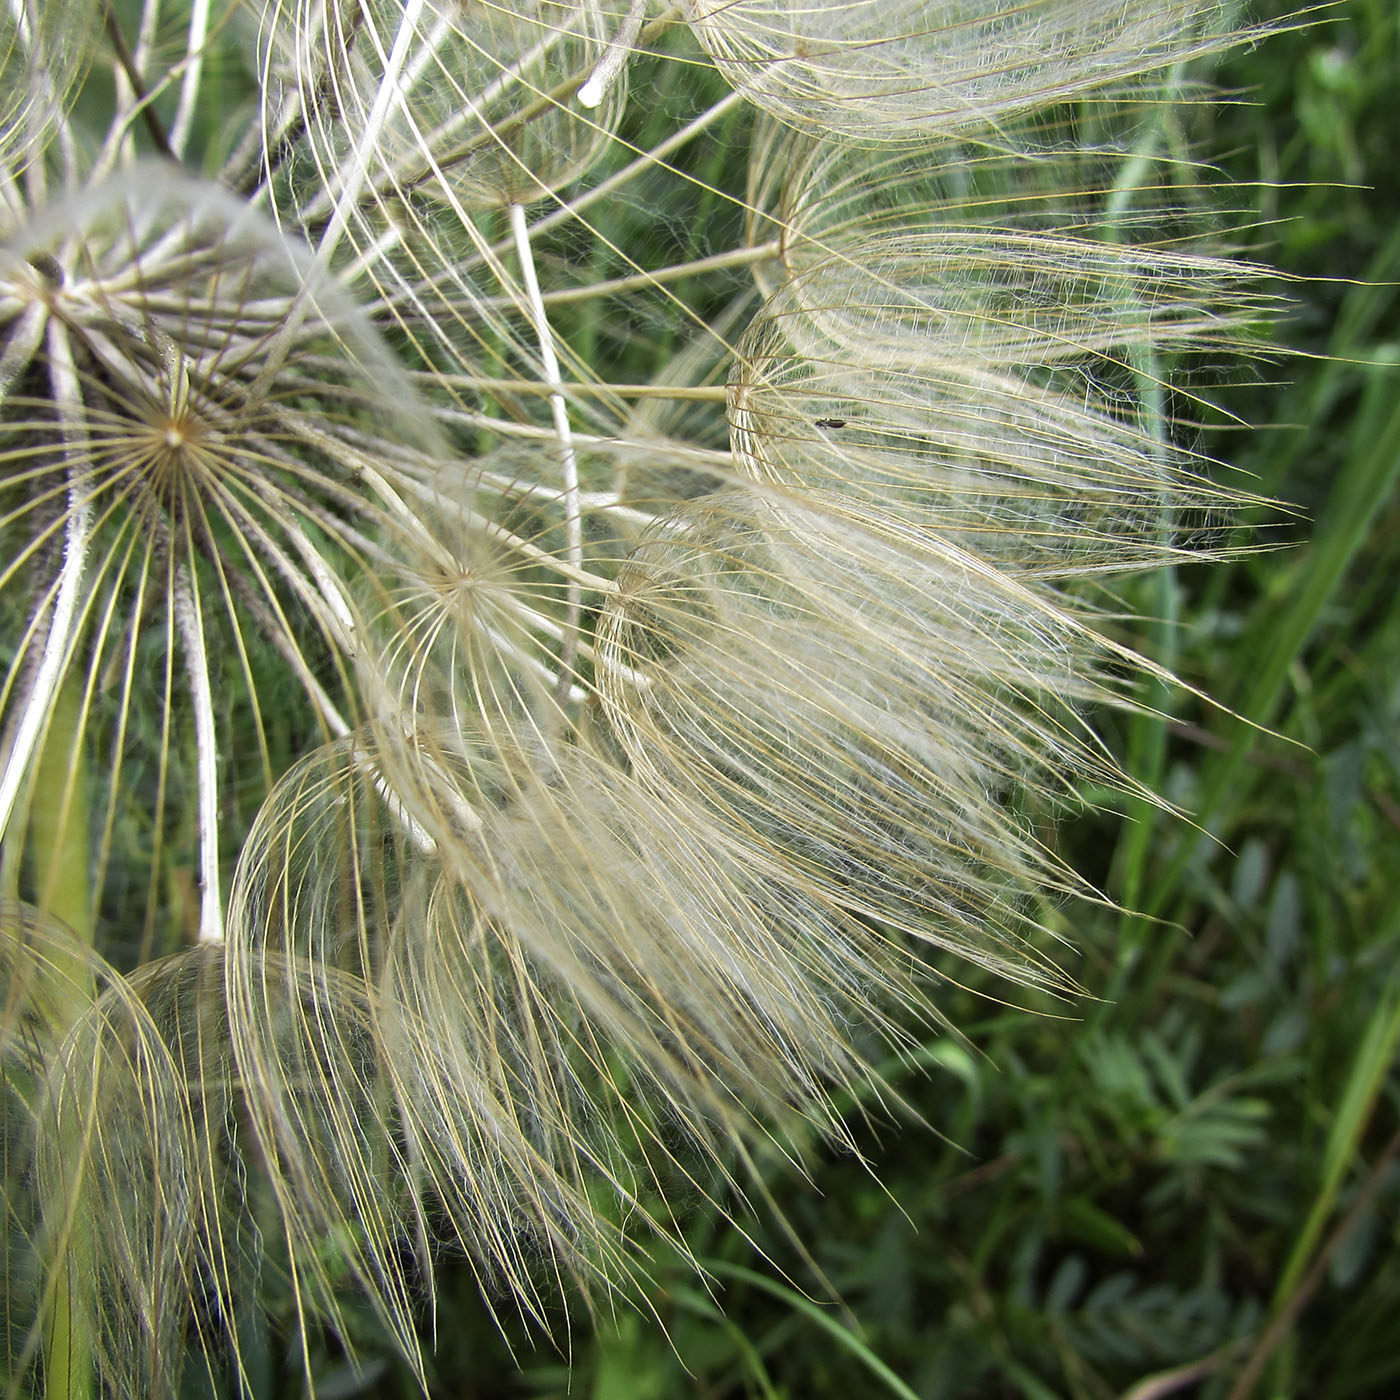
<box><xmin>173</xmin><ymin>565</ymin><xmax>223</xmax><ymax>946</ymax></box>
<box><xmin>0</xmin><ymin>320</ymin><xmax>88</xmax><ymax>843</ymax></box>
<box><xmin>169</xmin><ymin>0</ymin><xmax>211</xmax><ymax>157</ymax></box>
<box><xmin>577</xmin><ymin>0</ymin><xmax>648</xmax><ymax>109</ymax></box>
<box><xmin>313</xmin><ymin>0</ymin><xmax>425</xmax><ymax>271</ymax></box>
<box><xmin>508</xmin><ymin>199</ymin><xmax>583</xmax><ymax>703</ymax></box>
<box><xmin>529</xmin><ymin>88</ymin><xmax>744</xmax><ymax>242</ymax></box>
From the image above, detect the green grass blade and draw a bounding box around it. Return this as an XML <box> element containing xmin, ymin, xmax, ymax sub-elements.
<box><xmin>706</xmin><ymin>1262</ymin><xmax>922</xmax><ymax>1400</ymax></box>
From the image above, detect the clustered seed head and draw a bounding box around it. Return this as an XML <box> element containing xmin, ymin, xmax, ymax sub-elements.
<box><xmin>0</xmin><ymin>1</ymin><xmax>1276</xmax><ymax>1393</ymax></box>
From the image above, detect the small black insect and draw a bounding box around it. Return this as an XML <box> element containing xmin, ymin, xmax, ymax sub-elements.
<box><xmin>814</xmin><ymin>417</ymin><xmax>847</xmax><ymax>429</ymax></box>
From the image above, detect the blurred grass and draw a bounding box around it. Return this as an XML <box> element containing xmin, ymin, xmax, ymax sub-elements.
<box><xmin>216</xmin><ymin>4</ymin><xmax>1400</xmax><ymax>1396</ymax></box>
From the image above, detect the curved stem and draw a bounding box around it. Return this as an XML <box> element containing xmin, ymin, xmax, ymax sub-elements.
<box><xmin>424</xmin><ymin>376</ymin><xmax>729</xmax><ymax>401</ymax></box>
<box><xmin>99</xmin><ymin>0</ymin><xmax>174</xmax><ymax>161</ymax></box>
<box><xmin>474</xmin><ymin>241</ymin><xmax>782</xmax><ymax>310</ymax></box>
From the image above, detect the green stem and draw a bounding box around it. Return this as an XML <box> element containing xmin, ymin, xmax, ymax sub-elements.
<box><xmin>707</xmin><ymin>1261</ymin><xmax>922</xmax><ymax>1400</ymax></box>
<box><xmin>1274</xmin><ymin>968</ymin><xmax>1400</xmax><ymax>1311</ymax></box>
<box><xmin>30</xmin><ymin>682</ymin><xmax>95</xmax><ymax>1400</ymax></box>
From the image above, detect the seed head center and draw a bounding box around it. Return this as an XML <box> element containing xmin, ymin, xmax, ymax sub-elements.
<box><xmin>142</xmin><ymin>410</ymin><xmax>211</xmax><ymax>491</ymax></box>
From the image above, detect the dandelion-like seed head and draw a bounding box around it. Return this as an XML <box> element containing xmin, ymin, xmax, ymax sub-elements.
<box><xmin>0</xmin><ymin>157</ymin><xmax>450</xmax><ymax>946</ymax></box>
<box><xmin>685</xmin><ymin>0</ymin><xmax>1240</xmax><ymax>139</ymax></box>
<box><xmin>0</xmin><ymin>0</ymin><xmax>1287</xmax><ymax>1391</ymax></box>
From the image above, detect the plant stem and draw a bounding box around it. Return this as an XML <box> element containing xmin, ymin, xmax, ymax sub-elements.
<box><xmin>1227</xmin><ymin>1125</ymin><xmax>1400</xmax><ymax>1400</ymax></box>
<box><xmin>29</xmin><ymin>679</ymin><xmax>95</xmax><ymax>1400</ymax></box>
<box><xmin>484</xmin><ymin>241</ymin><xmax>782</xmax><ymax>308</ymax></box>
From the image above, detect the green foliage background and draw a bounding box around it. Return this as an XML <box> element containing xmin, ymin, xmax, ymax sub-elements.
<box><xmin>164</xmin><ymin>3</ymin><xmax>1400</xmax><ymax>1396</ymax></box>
